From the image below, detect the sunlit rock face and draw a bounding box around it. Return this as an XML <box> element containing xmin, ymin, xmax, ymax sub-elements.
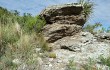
<box><xmin>38</xmin><ymin>3</ymin><xmax>110</xmax><ymax>70</ymax></box>
<box><xmin>40</xmin><ymin>3</ymin><xmax>86</xmax><ymax>43</ymax></box>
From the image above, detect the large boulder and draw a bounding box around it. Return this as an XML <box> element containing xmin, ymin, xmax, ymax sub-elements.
<box><xmin>40</xmin><ymin>3</ymin><xmax>86</xmax><ymax>43</ymax></box>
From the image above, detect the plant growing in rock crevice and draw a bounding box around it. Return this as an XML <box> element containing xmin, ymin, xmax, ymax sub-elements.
<box><xmin>78</xmin><ymin>0</ymin><xmax>94</xmax><ymax>19</ymax></box>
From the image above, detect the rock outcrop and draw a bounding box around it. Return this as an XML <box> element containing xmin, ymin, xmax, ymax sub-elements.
<box><xmin>39</xmin><ymin>3</ymin><xmax>110</xmax><ymax>70</ymax></box>
<box><xmin>40</xmin><ymin>3</ymin><xmax>86</xmax><ymax>43</ymax></box>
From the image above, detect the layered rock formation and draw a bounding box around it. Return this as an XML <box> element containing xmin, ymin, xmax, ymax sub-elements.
<box><xmin>40</xmin><ymin>3</ymin><xmax>86</xmax><ymax>43</ymax></box>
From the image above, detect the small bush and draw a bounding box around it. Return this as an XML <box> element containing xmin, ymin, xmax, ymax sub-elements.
<box><xmin>18</xmin><ymin>14</ymin><xmax>46</xmax><ymax>33</ymax></box>
<box><xmin>83</xmin><ymin>22</ymin><xmax>102</xmax><ymax>34</ymax></box>
<box><xmin>34</xmin><ymin>16</ymin><xmax>46</xmax><ymax>32</ymax></box>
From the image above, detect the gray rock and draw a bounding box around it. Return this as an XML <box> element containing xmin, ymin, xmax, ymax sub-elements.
<box><xmin>54</xmin><ymin>32</ymin><xmax>96</xmax><ymax>51</ymax></box>
<box><xmin>12</xmin><ymin>59</ymin><xmax>21</xmax><ymax>65</ymax></box>
<box><xmin>96</xmin><ymin>33</ymin><xmax>110</xmax><ymax>40</ymax></box>
<box><xmin>57</xmin><ymin>60</ymin><xmax>62</xmax><ymax>63</ymax></box>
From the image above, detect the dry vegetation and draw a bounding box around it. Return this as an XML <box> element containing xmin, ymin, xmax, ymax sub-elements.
<box><xmin>0</xmin><ymin>0</ymin><xmax>110</xmax><ymax>70</ymax></box>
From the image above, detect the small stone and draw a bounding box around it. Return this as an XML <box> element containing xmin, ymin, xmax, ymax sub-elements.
<box><xmin>36</xmin><ymin>48</ymin><xmax>41</xmax><ymax>52</ymax></box>
<box><xmin>12</xmin><ymin>59</ymin><xmax>21</xmax><ymax>65</ymax></box>
<box><xmin>49</xmin><ymin>64</ymin><xmax>52</xmax><ymax>67</ymax></box>
<box><xmin>57</xmin><ymin>60</ymin><xmax>62</xmax><ymax>63</ymax></box>
<box><xmin>49</xmin><ymin>58</ymin><xmax>53</xmax><ymax>62</ymax></box>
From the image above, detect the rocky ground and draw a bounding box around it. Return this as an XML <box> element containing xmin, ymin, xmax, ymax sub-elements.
<box><xmin>39</xmin><ymin>32</ymin><xmax>110</xmax><ymax>70</ymax></box>
<box><xmin>39</xmin><ymin>3</ymin><xmax>110</xmax><ymax>70</ymax></box>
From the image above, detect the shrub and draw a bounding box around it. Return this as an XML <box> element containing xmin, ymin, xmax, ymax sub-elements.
<box><xmin>0</xmin><ymin>7</ymin><xmax>46</xmax><ymax>33</ymax></box>
<box><xmin>18</xmin><ymin>14</ymin><xmax>46</xmax><ymax>33</ymax></box>
<box><xmin>83</xmin><ymin>22</ymin><xmax>102</xmax><ymax>34</ymax></box>
<box><xmin>34</xmin><ymin>16</ymin><xmax>46</xmax><ymax>32</ymax></box>
<box><xmin>1</xmin><ymin>23</ymin><xmax>20</xmax><ymax>57</ymax></box>
<box><xmin>0</xmin><ymin>6</ymin><xmax>47</xmax><ymax>70</ymax></box>
<box><xmin>106</xmin><ymin>27</ymin><xmax>110</xmax><ymax>33</ymax></box>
